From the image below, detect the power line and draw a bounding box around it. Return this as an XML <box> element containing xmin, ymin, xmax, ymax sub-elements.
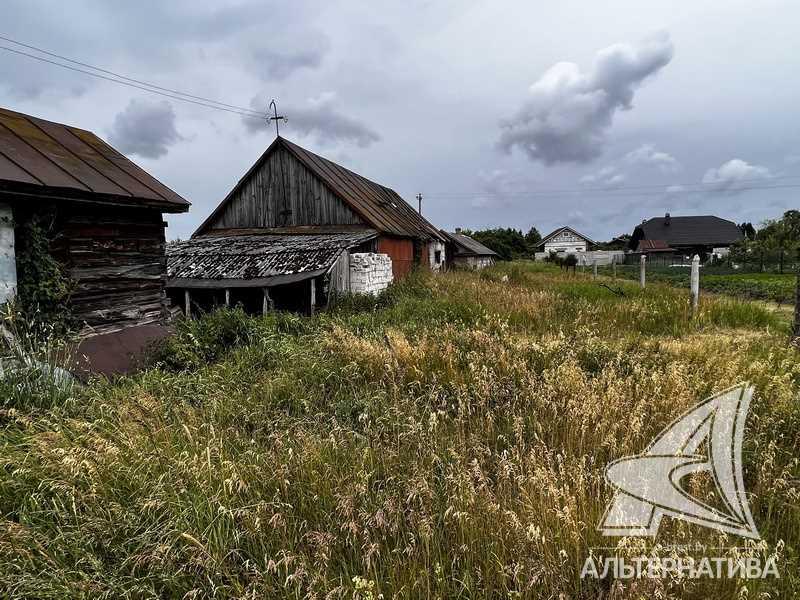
<box><xmin>425</xmin><ymin>176</ymin><xmax>800</xmax><ymax>198</ymax></box>
<box><xmin>0</xmin><ymin>39</ymin><xmax>265</xmax><ymax>120</ymax></box>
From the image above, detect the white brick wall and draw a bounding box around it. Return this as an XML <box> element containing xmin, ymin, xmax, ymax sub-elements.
<box><xmin>349</xmin><ymin>252</ymin><xmax>393</xmax><ymax>295</ymax></box>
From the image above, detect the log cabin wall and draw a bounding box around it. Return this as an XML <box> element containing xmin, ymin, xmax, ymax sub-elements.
<box><xmin>48</xmin><ymin>201</ymin><xmax>169</xmax><ymax>335</ymax></box>
<box><xmin>207</xmin><ymin>146</ymin><xmax>364</xmax><ymax>230</ymax></box>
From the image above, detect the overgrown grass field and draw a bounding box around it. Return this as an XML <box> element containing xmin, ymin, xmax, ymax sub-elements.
<box><xmin>1</xmin><ymin>264</ymin><xmax>798</xmax><ymax>598</ymax></box>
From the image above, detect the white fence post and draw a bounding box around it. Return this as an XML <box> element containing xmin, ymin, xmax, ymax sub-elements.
<box><xmin>690</xmin><ymin>254</ymin><xmax>700</xmax><ymax>313</ymax></box>
<box><xmin>639</xmin><ymin>254</ymin><xmax>646</xmax><ymax>289</ymax></box>
<box><xmin>593</xmin><ymin>260</ymin><xmax>598</xmax><ymax>279</ymax></box>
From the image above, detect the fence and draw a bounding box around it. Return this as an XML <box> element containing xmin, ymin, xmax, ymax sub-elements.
<box><xmin>623</xmin><ymin>249</ymin><xmax>800</xmax><ymax>274</ymax></box>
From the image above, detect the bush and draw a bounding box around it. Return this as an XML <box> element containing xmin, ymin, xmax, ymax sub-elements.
<box><xmin>146</xmin><ymin>307</ymin><xmax>256</xmax><ymax>371</ymax></box>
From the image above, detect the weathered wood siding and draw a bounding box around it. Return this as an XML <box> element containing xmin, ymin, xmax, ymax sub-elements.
<box><xmin>377</xmin><ymin>236</ymin><xmax>414</xmax><ymax>279</ymax></box>
<box><xmin>208</xmin><ymin>146</ymin><xmax>364</xmax><ymax>230</ymax></box>
<box><xmin>51</xmin><ymin>202</ymin><xmax>168</xmax><ymax>335</ymax></box>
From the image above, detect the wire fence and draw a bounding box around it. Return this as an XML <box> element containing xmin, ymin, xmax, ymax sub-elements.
<box><xmin>623</xmin><ymin>249</ymin><xmax>800</xmax><ymax>274</ymax></box>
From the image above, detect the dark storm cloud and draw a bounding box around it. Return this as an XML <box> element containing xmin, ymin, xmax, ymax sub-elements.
<box><xmin>245</xmin><ymin>93</ymin><xmax>381</xmax><ymax>147</ymax></box>
<box><xmin>108</xmin><ymin>99</ymin><xmax>182</xmax><ymax>159</ymax></box>
<box><xmin>498</xmin><ymin>32</ymin><xmax>673</xmax><ymax>164</ymax></box>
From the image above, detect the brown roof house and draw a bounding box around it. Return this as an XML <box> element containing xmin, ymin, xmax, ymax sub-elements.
<box><xmin>168</xmin><ymin>136</ymin><xmax>445</xmax><ymax>314</ymax></box>
<box><xmin>0</xmin><ymin>107</ymin><xmax>190</xmax><ymax>373</ymax></box>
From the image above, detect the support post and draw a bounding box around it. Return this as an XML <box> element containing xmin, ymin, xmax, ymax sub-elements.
<box><xmin>184</xmin><ymin>289</ymin><xmax>191</xmax><ymax>319</ymax></box>
<box><xmin>310</xmin><ymin>278</ymin><xmax>316</xmax><ymax>316</ymax></box>
<box><xmin>262</xmin><ymin>288</ymin><xmax>271</xmax><ymax>315</ymax></box>
<box><xmin>592</xmin><ymin>260</ymin><xmax>598</xmax><ymax>279</ymax></box>
<box><xmin>612</xmin><ymin>258</ymin><xmax>617</xmax><ymax>279</ymax></box>
<box><xmin>639</xmin><ymin>254</ymin><xmax>646</xmax><ymax>289</ymax></box>
<box><xmin>225</xmin><ymin>288</ymin><xmax>231</xmax><ymax>307</ymax></box>
<box><xmin>690</xmin><ymin>254</ymin><xmax>700</xmax><ymax>315</ymax></box>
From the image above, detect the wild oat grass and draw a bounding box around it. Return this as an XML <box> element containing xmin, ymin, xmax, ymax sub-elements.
<box><xmin>0</xmin><ymin>265</ymin><xmax>798</xmax><ymax>598</ymax></box>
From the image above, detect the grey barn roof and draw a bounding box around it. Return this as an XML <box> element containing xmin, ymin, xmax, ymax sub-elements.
<box><xmin>636</xmin><ymin>215</ymin><xmax>742</xmax><ymax>247</ymax></box>
<box><xmin>167</xmin><ymin>229</ymin><xmax>377</xmax><ymax>288</ymax></box>
<box><xmin>446</xmin><ymin>232</ymin><xmax>498</xmax><ymax>257</ymax></box>
<box><xmin>195</xmin><ymin>136</ymin><xmax>444</xmax><ymax>242</ymax></box>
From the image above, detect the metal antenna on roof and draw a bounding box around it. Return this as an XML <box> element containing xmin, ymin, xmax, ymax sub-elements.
<box><xmin>268</xmin><ymin>99</ymin><xmax>287</xmax><ymax>137</ymax></box>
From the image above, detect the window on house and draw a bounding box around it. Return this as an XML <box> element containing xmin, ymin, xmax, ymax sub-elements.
<box><xmin>434</xmin><ymin>250</ymin><xmax>442</xmax><ymax>263</ymax></box>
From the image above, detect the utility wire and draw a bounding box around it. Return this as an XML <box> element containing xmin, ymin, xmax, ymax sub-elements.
<box><xmin>0</xmin><ymin>34</ymin><xmax>263</xmax><ymax>115</ymax></box>
<box><xmin>425</xmin><ymin>183</ymin><xmax>800</xmax><ymax>200</ymax></box>
<box><xmin>0</xmin><ymin>41</ymin><xmax>265</xmax><ymax>120</ymax></box>
<box><xmin>425</xmin><ymin>176</ymin><xmax>800</xmax><ymax>198</ymax></box>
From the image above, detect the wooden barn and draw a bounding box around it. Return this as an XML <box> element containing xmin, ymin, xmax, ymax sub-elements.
<box><xmin>169</xmin><ymin>136</ymin><xmax>445</xmax><ymax>314</ymax></box>
<box><xmin>0</xmin><ymin>107</ymin><xmax>190</xmax><ymax>372</ymax></box>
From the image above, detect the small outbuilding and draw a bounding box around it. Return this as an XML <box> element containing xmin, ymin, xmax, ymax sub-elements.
<box><xmin>443</xmin><ymin>228</ymin><xmax>498</xmax><ymax>269</ymax></box>
<box><xmin>170</xmin><ymin>136</ymin><xmax>446</xmax><ymax>313</ymax></box>
<box><xmin>0</xmin><ymin>106</ymin><xmax>190</xmax><ymax>373</ymax></box>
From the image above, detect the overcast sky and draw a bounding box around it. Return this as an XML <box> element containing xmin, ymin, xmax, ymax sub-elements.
<box><xmin>1</xmin><ymin>0</ymin><xmax>799</xmax><ymax>240</ymax></box>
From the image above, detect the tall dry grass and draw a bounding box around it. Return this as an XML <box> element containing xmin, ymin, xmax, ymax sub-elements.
<box><xmin>0</xmin><ymin>265</ymin><xmax>797</xmax><ymax>598</ymax></box>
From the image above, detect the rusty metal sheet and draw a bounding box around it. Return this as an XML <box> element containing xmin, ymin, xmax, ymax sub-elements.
<box><xmin>0</xmin><ymin>110</ymin><xmax>131</xmax><ymax>197</ymax></box>
<box><xmin>0</xmin><ymin>107</ymin><xmax>189</xmax><ymax>212</ymax></box>
<box><xmin>73</xmin><ymin>130</ymin><xmax>188</xmax><ymax>207</ymax></box>
<box><xmin>0</xmin><ymin>120</ymin><xmax>87</xmax><ymax>189</ymax></box>
<box><xmin>0</xmin><ymin>151</ymin><xmax>39</xmax><ymax>185</ymax></box>
<box><xmin>27</xmin><ymin>116</ymin><xmax>137</xmax><ymax>197</ymax></box>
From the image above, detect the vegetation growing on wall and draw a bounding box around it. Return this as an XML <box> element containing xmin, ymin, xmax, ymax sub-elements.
<box><xmin>13</xmin><ymin>211</ymin><xmax>73</xmax><ymax>330</ymax></box>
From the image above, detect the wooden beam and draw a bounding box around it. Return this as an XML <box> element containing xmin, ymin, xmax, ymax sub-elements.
<box><xmin>263</xmin><ymin>288</ymin><xmax>271</xmax><ymax>315</ymax></box>
<box><xmin>310</xmin><ymin>278</ymin><xmax>316</xmax><ymax>316</ymax></box>
<box><xmin>225</xmin><ymin>288</ymin><xmax>230</xmax><ymax>307</ymax></box>
<box><xmin>184</xmin><ymin>289</ymin><xmax>191</xmax><ymax>319</ymax></box>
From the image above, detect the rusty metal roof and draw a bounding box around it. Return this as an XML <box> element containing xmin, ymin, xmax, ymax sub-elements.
<box><xmin>0</xmin><ymin>107</ymin><xmax>189</xmax><ymax>212</ymax></box>
<box><xmin>195</xmin><ymin>137</ymin><xmax>444</xmax><ymax>241</ymax></box>
<box><xmin>167</xmin><ymin>229</ymin><xmax>377</xmax><ymax>286</ymax></box>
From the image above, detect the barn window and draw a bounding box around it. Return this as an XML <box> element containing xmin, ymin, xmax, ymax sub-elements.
<box><xmin>434</xmin><ymin>250</ymin><xmax>442</xmax><ymax>263</ymax></box>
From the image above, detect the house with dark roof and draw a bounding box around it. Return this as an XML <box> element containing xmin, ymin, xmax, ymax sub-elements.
<box><xmin>169</xmin><ymin>136</ymin><xmax>445</xmax><ymax>313</ymax></box>
<box><xmin>536</xmin><ymin>226</ymin><xmax>595</xmax><ymax>255</ymax></box>
<box><xmin>0</xmin><ymin>106</ymin><xmax>190</xmax><ymax>374</ymax></box>
<box><xmin>629</xmin><ymin>214</ymin><xmax>743</xmax><ymax>255</ymax></box>
<box><xmin>443</xmin><ymin>228</ymin><xmax>498</xmax><ymax>269</ymax></box>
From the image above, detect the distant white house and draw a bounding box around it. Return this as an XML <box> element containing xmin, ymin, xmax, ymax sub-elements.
<box><xmin>537</xmin><ymin>226</ymin><xmax>595</xmax><ymax>255</ymax></box>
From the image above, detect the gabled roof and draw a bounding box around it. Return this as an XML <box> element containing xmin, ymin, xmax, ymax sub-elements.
<box><xmin>194</xmin><ymin>136</ymin><xmax>444</xmax><ymax>241</ymax></box>
<box><xmin>168</xmin><ymin>229</ymin><xmax>377</xmax><ymax>287</ymax></box>
<box><xmin>538</xmin><ymin>226</ymin><xmax>596</xmax><ymax>247</ymax></box>
<box><xmin>444</xmin><ymin>231</ymin><xmax>498</xmax><ymax>257</ymax></box>
<box><xmin>637</xmin><ymin>215</ymin><xmax>742</xmax><ymax>247</ymax></box>
<box><xmin>0</xmin><ymin>107</ymin><xmax>189</xmax><ymax>212</ymax></box>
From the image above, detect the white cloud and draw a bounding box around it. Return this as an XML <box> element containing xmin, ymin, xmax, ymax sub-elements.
<box><xmin>245</xmin><ymin>92</ymin><xmax>380</xmax><ymax>147</ymax></box>
<box><xmin>580</xmin><ymin>165</ymin><xmax>626</xmax><ymax>188</ymax></box>
<box><xmin>108</xmin><ymin>99</ymin><xmax>182</xmax><ymax>159</ymax></box>
<box><xmin>702</xmin><ymin>159</ymin><xmax>772</xmax><ymax>193</ymax></box>
<box><xmin>664</xmin><ymin>184</ymin><xmax>686</xmax><ymax>193</ymax></box>
<box><xmin>784</xmin><ymin>154</ymin><xmax>800</xmax><ymax>165</ymax></box>
<box><xmin>498</xmin><ymin>32</ymin><xmax>674</xmax><ymax>164</ymax></box>
<box><xmin>624</xmin><ymin>143</ymin><xmax>680</xmax><ymax>172</ymax></box>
